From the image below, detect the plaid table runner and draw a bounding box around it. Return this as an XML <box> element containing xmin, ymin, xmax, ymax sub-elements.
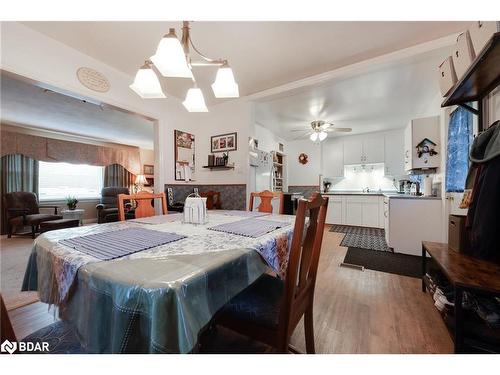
<box><xmin>218</xmin><ymin>210</ymin><xmax>270</xmax><ymax>218</ymax></box>
<box><xmin>60</xmin><ymin>228</ymin><xmax>186</xmax><ymax>260</ymax></box>
<box><xmin>208</xmin><ymin>218</ymin><xmax>290</xmax><ymax>238</ymax></box>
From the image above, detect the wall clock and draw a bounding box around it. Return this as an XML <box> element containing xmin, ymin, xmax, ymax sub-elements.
<box><xmin>298</xmin><ymin>153</ymin><xmax>309</xmax><ymax>165</ymax></box>
<box><xmin>76</xmin><ymin>67</ymin><xmax>110</xmax><ymax>93</ymax></box>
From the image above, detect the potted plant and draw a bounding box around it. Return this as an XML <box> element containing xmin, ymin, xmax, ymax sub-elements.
<box><xmin>66</xmin><ymin>196</ymin><xmax>78</xmax><ymax>210</ymax></box>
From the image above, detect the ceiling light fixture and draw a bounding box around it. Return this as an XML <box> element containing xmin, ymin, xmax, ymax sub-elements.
<box><xmin>183</xmin><ymin>86</ymin><xmax>208</xmax><ymax>112</ymax></box>
<box><xmin>131</xmin><ymin>21</ymin><xmax>239</xmax><ymax>112</ymax></box>
<box><xmin>310</xmin><ymin>133</ymin><xmax>319</xmax><ymax>142</ymax></box>
<box><xmin>129</xmin><ymin>60</ymin><xmax>166</xmax><ymax>99</ymax></box>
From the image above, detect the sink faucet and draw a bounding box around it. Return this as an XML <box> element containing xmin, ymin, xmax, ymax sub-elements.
<box><xmin>362</xmin><ymin>187</ymin><xmax>370</xmax><ymax>193</ymax></box>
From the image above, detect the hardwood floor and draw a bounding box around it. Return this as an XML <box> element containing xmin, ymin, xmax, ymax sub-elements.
<box><xmin>6</xmin><ymin>227</ymin><xmax>453</xmax><ymax>353</ymax></box>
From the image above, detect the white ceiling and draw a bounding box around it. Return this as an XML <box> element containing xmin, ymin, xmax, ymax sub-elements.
<box><xmin>254</xmin><ymin>47</ymin><xmax>449</xmax><ymax>140</ymax></box>
<box><xmin>0</xmin><ymin>73</ymin><xmax>155</xmax><ymax>149</ymax></box>
<box><xmin>22</xmin><ymin>21</ymin><xmax>470</xmax><ymax>105</ymax></box>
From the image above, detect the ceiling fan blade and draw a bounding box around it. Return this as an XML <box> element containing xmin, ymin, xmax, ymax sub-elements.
<box><xmin>292</xmin><ymin>132</ymin><xmax>312</xmax><ymax>140</ymax></box>
<box><xmin>290</xmin><ymin>128</ymin><xmax>310</xmax><ymax>132</ymax></box>
<box><xmin>330</xmin><ymin>127</ymin><xmax>352</xmax><ymax>132</ymax></box>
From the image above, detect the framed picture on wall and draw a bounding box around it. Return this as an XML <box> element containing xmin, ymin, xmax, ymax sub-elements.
<box><xmin>143</xmin><ymin>164</ymin><xmax>154</xmax><ymax>175</ymax></box>
<box><xmin>211</xmin><ymin>132</ymin><xmax>237</xmax><ymax>153</ymax></box>
<box><xmin>174</xmin><ymin>130</ymin><xmax>196</xmax><ymax>181</ymax></box>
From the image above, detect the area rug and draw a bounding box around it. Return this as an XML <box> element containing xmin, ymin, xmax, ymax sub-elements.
<box><xmin>330</xmin><ymin>225</ymin><xmax>391</xmax><ymax>252</ymax></box>
<box><xmin>343</xmin><ymin>247</ymin><xmax>422</xmax><ymax>278</ymax></box>
<box><xmin>0</xmin><ymin>236</ymin><xmax>39</xmax><ymax>310</ymax></box>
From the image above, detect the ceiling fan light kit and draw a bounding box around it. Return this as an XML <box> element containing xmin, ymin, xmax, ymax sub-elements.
<box><xmin>129</xmin><ymin>60</ymin><xmax>166</xmax><ymax>99</ymax></box>
<box><xmin>303</xmin><ymin>120</ymin><xmax>351</xmax><ymax>142</ymax></box>
<box><xmin>131</xmin><ymin>21</ymin><xmax>239</xmax><ymax>112</ymax></box>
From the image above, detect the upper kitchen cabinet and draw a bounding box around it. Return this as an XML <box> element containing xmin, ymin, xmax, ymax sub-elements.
<box><xmin>384</xmin><ymin>129</ymin><xmax>405</xmax><ymax>176</ymax></box>
<box><xmin>343</xmin><ymin>134</ymin><xmax>385</xmax><ymax>165</ymax></box>
<box><xmin>404</xmin><ymin>116</ymin><xmax>440</xmax><ymax>171</ymax></box>
<box><xmin>322</xmin><ymin>139</ymin><xmax>344</xmax><ymax>177</ymax></box>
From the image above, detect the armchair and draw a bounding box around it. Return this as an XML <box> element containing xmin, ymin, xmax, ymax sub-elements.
<box><xmin>3</xmin><ymin>192</ymin><xmax>62</xmax><ymax>238</ymax></box>
<box><xmin>96</xmin><ymin>187</ymin><xmax>135</xmax><ymax>223</ymax></box>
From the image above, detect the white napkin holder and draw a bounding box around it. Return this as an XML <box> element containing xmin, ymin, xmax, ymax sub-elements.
<box><xmin>183</xmin><ymin>193</ymin><xmax>208</xmax><ymax>224</ymax></box>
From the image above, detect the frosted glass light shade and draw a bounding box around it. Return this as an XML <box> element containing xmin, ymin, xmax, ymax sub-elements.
<box><xmin>211</xmin><ymin>65</ymin><xmax>239</xmax><ymax>98</ymax></box>
<box><xmin>319</xmin><ymin>131</ymin><xmax>328</xmax><ymax>141</ymax></box>
<box><xmin>151</xmin><ymin>29</ymin><xmax>193</xmax><ymax>78</ymax></box>
<box><xmin>129</xmin><ymin>65</ymin><xmax>166</xmax><ymax>99</ymax></box>
<box><xmin>310</xmin><ymin>133</ymin><xmax>319</xmax><ymax>142</ymax></box>
<box><xmin>183</xmin><ymin>88</ymin><xmax>208</xmax><ymax>112</ymax></box>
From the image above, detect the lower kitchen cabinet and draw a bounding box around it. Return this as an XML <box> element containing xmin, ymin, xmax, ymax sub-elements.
<box><xmin>323</xmin><ymin>194</ymin><xmax>384</xmax><ymax>228</ymax></box>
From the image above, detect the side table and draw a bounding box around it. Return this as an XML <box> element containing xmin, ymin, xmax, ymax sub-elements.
<box><xmin>61</xmin><ymin>209</ymin><xmax>85</xmax><ymax>225</ymax></box>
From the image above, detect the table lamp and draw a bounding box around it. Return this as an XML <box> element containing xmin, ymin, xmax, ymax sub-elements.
<box><xmin>135</xmin><ymin>174</ymin><xmax>148</xmax><ymax>192</ymax></box>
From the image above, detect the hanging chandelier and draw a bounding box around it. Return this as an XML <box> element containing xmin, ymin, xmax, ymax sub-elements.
<box><xmin>129</xmin><ymin>21</ymin><xmax>239</xmax><ymax>112</ymax></box>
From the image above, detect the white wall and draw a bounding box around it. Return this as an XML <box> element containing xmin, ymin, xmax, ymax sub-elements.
<box><xmin>253</xmin><ymin>123</ymin><xmax>286</xmax><ymax>153</ymax></box>
<box><xmin>286</xmin><ymin>139</ymin><xmax>321</xmax><ymax>186</ymax></box>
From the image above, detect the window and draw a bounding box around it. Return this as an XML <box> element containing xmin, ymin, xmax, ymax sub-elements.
<box><xmin>38</xmin><ymin>161</ymin><xmax>104</xmax><ymax>201</ymax></box>
<box><xmin>445</xmin><ymin>106</ymin><xmax>473</xmax><ymax>193</ymax></box>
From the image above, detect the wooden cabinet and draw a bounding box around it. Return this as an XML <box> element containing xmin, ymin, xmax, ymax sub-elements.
<box><xmin>404</xmin><ymin>116</ymin><xmax>440</xmax><ymax>171</ymax></box>
<box><xmin>321</xmin><ymin>140</ymin><xmax>344</xmax><ymax>177</ymax></box>
<box><xmin>343</xmin><ymin>134</ymin><xmax>385</xmax><ymax>165</ymax></box>
<box><xmin>384</xmin><ymin>130</ymin><xmax>405</xmax><ymax>176</ymax></box>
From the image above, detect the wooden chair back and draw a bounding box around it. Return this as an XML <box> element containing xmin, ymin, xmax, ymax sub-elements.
<box><xmin>278</xmin><ymin>192</ymin><xmax>328</xmax><ymax>351</ymax></box>
<box><xmin>1</xmin><ymin>294</ymin><xmax>17</xmax><ymax>343</ymax></box>
<box><xmin>118</xmin><ymin>191</ymin><xmax>168</xmax><ymax>221</ymax></box>
<box><xmin>200</xmin><ymin>190</ymin><xmax>222</xmax><ymax>210</ymax></box>
<box><xmin>249</xmin><ymin>190</ymin><xmax>284</xmax><ymax>214</ymax></box>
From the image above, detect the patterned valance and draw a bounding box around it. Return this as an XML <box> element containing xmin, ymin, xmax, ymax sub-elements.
<box><xmin>1</xmin><ymin>130</ymin><xmax>141</xmax><ymax>174</ymax></box>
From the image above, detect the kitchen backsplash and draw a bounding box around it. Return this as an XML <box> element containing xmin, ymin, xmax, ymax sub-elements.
<box><xmin>323</xmin><ymin>164</ymin><xmax>399</xmax><ymax>192</ymax></box>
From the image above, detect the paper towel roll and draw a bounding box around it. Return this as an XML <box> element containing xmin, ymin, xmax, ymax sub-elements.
<box><xmin>423</xmin><ymin>176</ymin><xmax>433</xmax><ymax>196</ymax></box>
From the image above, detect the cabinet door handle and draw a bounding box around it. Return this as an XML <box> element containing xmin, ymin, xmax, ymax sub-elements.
<box><xmin>384</xmin><ymin>211</ymin><xmax>388</xmax><ymax>218</ymax></box>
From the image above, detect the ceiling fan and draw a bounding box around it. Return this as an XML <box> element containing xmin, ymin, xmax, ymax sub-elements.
<box><xmin>291</xmin><ymin>120</ymin><xmax>352</xmax><ymax>142</ymax></box>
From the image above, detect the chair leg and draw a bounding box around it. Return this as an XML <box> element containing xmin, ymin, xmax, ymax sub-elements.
<box><xmin>304</xmin><ymin>306</ymin><xmax>316</xmax><ymax>354</ymax></box>
<box><xmin>31</xmin><ymin>225</ymin><xmax>36</xmax><ymax>239</ymax></box>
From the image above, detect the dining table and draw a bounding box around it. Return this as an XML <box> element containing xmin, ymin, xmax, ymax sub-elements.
<box><xmin>22</xmin><ymin>210</ymin><xmax>298</xmax><ymax>353</ymax></box>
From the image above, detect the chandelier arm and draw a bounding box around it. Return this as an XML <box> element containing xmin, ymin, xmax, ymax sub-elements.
<box><xmin>188</xmin><ymin>34</ymin><xmax>225</xmax><ymax>64</ymax></box>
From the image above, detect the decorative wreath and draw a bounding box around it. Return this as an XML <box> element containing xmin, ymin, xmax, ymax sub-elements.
<box><xmin>298</xmin><ymin>153</ymin><xmax>309</xmax><ymax>165</ymax></box>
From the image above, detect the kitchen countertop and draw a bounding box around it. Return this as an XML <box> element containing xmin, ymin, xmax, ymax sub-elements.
<box><xmin>321</xmin><ymin>191</ymin><xmax>441</xmax><ymax>200</ymax></box>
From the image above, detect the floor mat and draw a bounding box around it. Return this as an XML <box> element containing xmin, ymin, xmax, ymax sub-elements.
<box><xmin>330</xmin><ymin>225</ymin><xmax>391</xmax><ymax>252</ymax></box>
<box><xmin>343</xmin><ymin>247</ymin><xmax>422</xmax><ymax>278</ymax></box>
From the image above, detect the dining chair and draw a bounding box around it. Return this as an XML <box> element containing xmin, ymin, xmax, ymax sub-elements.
<box><xmin>215</xmin><ymin>192</ymin><xmax>328</xmax><ymax>353</ymax></box>
<box><xmin>1</xmin><ymin>294</ymin><xmax>83</xmax><ymax>353</ymax></box>
<box><xmin>249</xmin><ymin>190</ymin><xmax>284</xmax><ymax>214</ymax></box>
<box><xmin>117</xmin><ymin>191</ymin><xmax>168</xmax><ymax>221</ymax></box>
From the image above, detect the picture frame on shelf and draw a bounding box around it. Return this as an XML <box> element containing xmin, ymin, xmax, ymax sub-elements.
<box><xmin>143</xmin><ymin>164</ymin><xmax>154</xmax><ymax>175</ymax></box>
<box><xmin>211</xmin><ymin>132</ymin><xmax>237</xmax><ymax>153</ymax></box>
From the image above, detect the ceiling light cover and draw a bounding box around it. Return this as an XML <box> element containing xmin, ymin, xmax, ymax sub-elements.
<box><xmin>129</xmin><ymin>62</ymin><xmax>166</xmax><ymax>99</ymax></box>
<box><xmin>151</xmin><ymin>29</ymin><xmax>193</xmax><ymax>78</ymax></box>
<box><xmin>211</xmin><ymin>64</ymin><xmax>239</xmax><ymax>98</ymax></box>
<box><xmin>319</xmin><ymin>131</ymin><xmax>328</xmax><ymax>141</ymax></box>
<box><xmin>183</xmin><ymin>87</ymin><xmax>208</xmax><ymax>112</ymax></box>
<box><xmin>310</xmin><ymin>133</ymin><xmax>319</xmax><ymax>142</ymax></box>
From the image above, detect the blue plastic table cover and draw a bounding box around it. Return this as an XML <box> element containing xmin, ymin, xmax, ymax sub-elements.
<box><xmin>22</xmin><ymin>212</ymin><xmax>296</xmax><ymax>353</ymax></box>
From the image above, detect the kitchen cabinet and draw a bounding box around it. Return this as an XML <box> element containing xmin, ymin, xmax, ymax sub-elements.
<box><xmin>343</xmin><ymin>134</ymin><xmax>384</xmax><ymax>165</ymax></box>
<box><xmin>404</xmin><ymin>116</ymin><xmax>440</xmax><ymax>171</ymax></box>
<box><xmin>321</xmin><ymin>140</ymin><xmax>344</xmax><ymax>177</ymax></box>
<box><xmin>343</xmin><ymin>138</ymin><xmax>364</xmax><ymax>165</ymax></box>
<box><xmin>385</xmin><ymin>197</ymin><xmax>443</xmax><ymax>255</ymax></box>
<box><xmin>325</xmin><ymin>195</ymin><xmax>343</xmax><ymax>224</ymax></box>
<box><xmin>363</xmin><ymin>134</ymin><xmax>385</xmax><ymax>163</ymax></box>
<box><xmin>384</xmin><ymin>130</ymin><xmax>405</xmax><ymax>176</ymax></box>
<box><xmin>344</xmin><ymin>199</ymin><xmax>363</xmax><ymax>226</ymax></box>
<box><xmin>325</xmin><ymin>195</ymin><xmax>384</xmax><ymax>228</ymax></box>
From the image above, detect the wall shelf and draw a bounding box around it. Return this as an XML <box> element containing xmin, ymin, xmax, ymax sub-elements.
<box><xmin>202</xmin><ymin>165</ymin><xmax>235</xmax><ymax>171</ymax></box>
<box><xmin>442</xmin><ymin>32</ymin><xmax>500</xmax><ymax>108</ymax></box>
